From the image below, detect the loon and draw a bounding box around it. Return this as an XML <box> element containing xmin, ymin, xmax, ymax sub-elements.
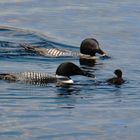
<box><xmin>0</xmin><ymin>62</ymin><xmax>95</xmax><ymax>86</ymax></box>
<box><xmin>107</xmin><ymin>69</ymin><xmax>125</xmax><ymax>85</ymax></box>
<box><xmin>20</xmin><ymin>38</ymin><xmax>108</xmax><ymax>59</ymax></box>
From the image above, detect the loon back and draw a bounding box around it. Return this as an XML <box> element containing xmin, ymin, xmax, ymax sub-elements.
<box><xmin>20</xmin><ymin>43</ymin><xmax>80</xmax><ymax>57</ymax></box>
<box><xmin>0</xmin><ymin>72</ymin><xmax>57</xmax><ymax>84</ymax></box>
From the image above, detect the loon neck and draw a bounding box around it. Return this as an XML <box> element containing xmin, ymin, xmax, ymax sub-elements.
<box><xmin>117</xmin><ymin>76</ymin><xmax>122</xmax><ymax>79</ymax></box>
<box><xmin>55</xmin><ymin>75</ymin><xmax>74</xmax><ymax>84</ymax></box>
<box><xmin>79</xmin><ymin>53</ymin><xmax>97</xmax><ymax>59</ymax></box>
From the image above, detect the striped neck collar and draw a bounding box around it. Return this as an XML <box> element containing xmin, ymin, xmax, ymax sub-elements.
<box><xmin>55</xmin><ymin>75</ymin><xmax>74</xmax><ymax>84</ymax></box>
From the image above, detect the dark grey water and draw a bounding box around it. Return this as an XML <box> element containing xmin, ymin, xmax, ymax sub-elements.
<box><xmin>0</xmin><ymin>0</ymin><xmax>140</xmax><ymax>140</ymax></box>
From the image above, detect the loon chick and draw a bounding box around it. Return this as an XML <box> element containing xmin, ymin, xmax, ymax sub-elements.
<box><xmin>20</xmin><ymin>38</ymin><xmax>107</xmax><ymax>58</ymax></box>
<box><xmin>107</xmin><ymin>69</ymin><xmax>125</xmax><ymax>85</ymax></box>
<box><xmin>0</xmin><ymin>62</ymin><xmax>95</xmax><ymax>85</ymax></box>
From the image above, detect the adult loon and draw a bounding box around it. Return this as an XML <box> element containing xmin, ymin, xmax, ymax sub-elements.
<box><xmin>20</xmin><ymin>38</ymin><xmax>108</xmax><ymax>58</ymax></box>
<box><xmin>107</xmin><ymin>69</ymin><xmax>125</xmax><ymax>85</ymax></box>
<box><xmin>0</xmin><ymin>62</ymin><xmax>95</xmax><ymax>85</ymax></box>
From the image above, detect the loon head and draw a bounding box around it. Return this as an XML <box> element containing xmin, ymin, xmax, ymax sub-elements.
<box><xmin>55</xmin><ymin>62</ymin><xmax>95</xmax><ymax>84</ymax></box>
<box><xmin>114</xmin><ymin>69</ymin><xmax>122</xmax><ymax>78</ymax></box>
<box><xmin>80</xmin><ymin>38</ymin><xmax>105</xmax><ymax>56</ymax></box>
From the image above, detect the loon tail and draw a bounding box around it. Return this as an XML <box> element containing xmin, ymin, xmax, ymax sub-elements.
<box><xmin>0</xmin><ymin>73</ymin><xmax>17</xmax><ymax>81</ymax></box>
<box><xmin>0</xmin><ymin>73</ymin><xmax>8</xmax><ymax>80</ymax></box>
<box><xmin>20</xmin><ymin>43</ymin><xmax>36</xmax><ymax>52</ymax></box>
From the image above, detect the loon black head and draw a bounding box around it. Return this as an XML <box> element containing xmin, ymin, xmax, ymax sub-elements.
<box><xmin>56</xmin><ymin>62</ymin><xmax>95</xmax><ymax>79</ymax></box>
<box><xmin>56</xmin><ymin>62</ymin><xmax>84</xmax><ymax>78</ymax></box>
<box><xmin>80</xmin><ymin>38</ymin><xmax>105</xmax><ymax>56</ymax></box>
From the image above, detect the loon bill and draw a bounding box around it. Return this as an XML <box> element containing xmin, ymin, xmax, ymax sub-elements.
<box><xmin>20</xmin><ymin>38</ymin><xmax>108</xmax><ymax>59</ymax></box>
<box><xmin>0</xmin><ymin>62</ymin><xmax>95</xmax><ymax>86</ymax></box>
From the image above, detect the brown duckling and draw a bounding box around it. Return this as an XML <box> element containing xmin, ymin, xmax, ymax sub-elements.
<box><xmin>107</xmin><ymin>69</ymin><xmax>125</xmax><ymax>85</ymax></box>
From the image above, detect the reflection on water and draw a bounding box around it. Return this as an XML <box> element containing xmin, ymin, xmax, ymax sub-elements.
<box><xmin>0</xmin><ymin>0</ymin><xmax>140</xmax><ymax>140</ymax></box>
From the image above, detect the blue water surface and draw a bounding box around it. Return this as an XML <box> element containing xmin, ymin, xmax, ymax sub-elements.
<box><xmin>0</xmin><ymin>0</ymin><xmax>140</xmax><ymax>140</ymax></box>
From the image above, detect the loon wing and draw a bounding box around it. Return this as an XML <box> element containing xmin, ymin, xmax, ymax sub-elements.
<box><xmin>0</xmin><ymin>72</ymin><xmax>56</xmax><ymax>84</ymax></box>
<box><xmin>20</xmin><ymin>43</ymin><xmax>79</xmax><ymax>57</ymax></box>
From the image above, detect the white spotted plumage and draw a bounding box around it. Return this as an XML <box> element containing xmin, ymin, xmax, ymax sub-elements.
<box><xmin>13</xmin><ymin>72</ymin><xmax>57</xmax><ymax>84</ymax></box>
<box><xmin>21</xmin><ymin>43</ymin><xmax>80</xmax><ymax>57</ymax></box>
<box><xmin>18</xmin><ymin>72</ymin><xmax>46</xmax><ymax>80</ymax></box>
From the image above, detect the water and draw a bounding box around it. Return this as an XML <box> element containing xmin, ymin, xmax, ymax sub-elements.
<box><xmin>0</xmin><ymin>0</ymin><xmax>140</xmax><ymax>140</ymax></box>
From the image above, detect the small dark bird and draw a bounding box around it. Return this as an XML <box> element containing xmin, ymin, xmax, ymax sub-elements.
<box><xmin>107</xmin><ymin>69</ymin><xmax>125</xmax><ymax>85</ymax></box>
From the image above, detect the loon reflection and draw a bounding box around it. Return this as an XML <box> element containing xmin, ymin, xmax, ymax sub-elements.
<box><xmin>0</xmin><ymin>62</ymin><xmax>95</xmax><ymax>86</ymax></box>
